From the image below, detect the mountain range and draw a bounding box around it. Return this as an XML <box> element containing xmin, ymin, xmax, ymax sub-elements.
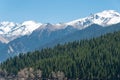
<box><xmin>0</xmin><ymin>10</ymin><xmax>120</xmax><ymax>62</ymax></box>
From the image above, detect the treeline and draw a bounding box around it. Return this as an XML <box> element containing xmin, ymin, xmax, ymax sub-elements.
<box><xmin>0</xmin><ymin>31</ymin><xmax>120</xmax><ymax>79</ymax></box>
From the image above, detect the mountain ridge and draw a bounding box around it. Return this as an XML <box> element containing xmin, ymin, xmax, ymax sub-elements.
<box><xmin>0</xmin><ymin>10</ymin><xmax>120</xmax><ymax>43</ymax></box>
<box><xmin>0</xmin><ymin>10</ymin><xmax>120</xmax><ymax>62</ymax></box>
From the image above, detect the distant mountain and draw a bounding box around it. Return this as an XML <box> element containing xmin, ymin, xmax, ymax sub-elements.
<box><xmin>0</xmin><ymin>10</ymin><xmax>120</xmax><ymax>43</ymax></box>
<box><xmin>0</xmin><ymin>10</ymin><xmax>120</xmax><ymax>62</ymax></box>
<box><xmin>66</xmin><ymin>10</ymin><xmax>120</xmax><ymax>28</ymax></box>
<box><xmin>0</xmin><ymin>21</ymin><xmax>42</xmax><ymax>43</ymax></box>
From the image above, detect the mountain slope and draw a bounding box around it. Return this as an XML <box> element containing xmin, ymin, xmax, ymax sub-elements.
<box><xmin>0</xmin><ymin>36</ymin><xmax>8</xmax><ymax>43</ymax></box>
<box><xmin>0</xmin><ymin>10</ymin><xmax>120</xmax><ymax>62</ymax></box>
<box><xmin>0</xmin><ymin>23</ymin><xmax>120</xmax><ymax>62</ymax></box>
<box><xmin>1</xmin><ymin>30</ymin><xmax>120</xmax><ymax>79</ymax></box>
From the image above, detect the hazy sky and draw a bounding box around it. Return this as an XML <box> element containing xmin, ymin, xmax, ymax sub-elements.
<box><xmin>0</xmin><ymin>0</ymin><xmax>120</xmax><ymax>23</ymax></box>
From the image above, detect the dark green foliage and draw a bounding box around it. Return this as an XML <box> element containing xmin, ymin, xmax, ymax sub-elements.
<box><xmin>1</xmin><ymin>31</ymin><xmax>120</xmax><ymax>79</ymax></box>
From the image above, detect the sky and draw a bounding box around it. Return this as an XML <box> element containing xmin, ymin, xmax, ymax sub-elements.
<box><xmin>0</xmin><ymin>0</ymin><xmax>120</xmax><ymax>24</ymax></box>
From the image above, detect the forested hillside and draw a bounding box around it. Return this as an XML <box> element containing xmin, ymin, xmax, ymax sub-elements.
<box><xmin>0</xmin><ymin>31</ymin><xmax>120</xmax><ymax>79</ymax></box>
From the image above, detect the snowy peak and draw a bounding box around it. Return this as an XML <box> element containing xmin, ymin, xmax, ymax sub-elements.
<box><xmin>22</xmin><ymin>21</ymin><xmax>42</xmax><ymax>31</ymax></box>
<box><xmin>92</xmin><ymin>10</ymin><xmax>120</xmax><ymax>26</ymax></box>
<box><xmin>21</xmin><ymin>21</ymin><xmax>42</xmax><ymax>35</ymax></box>
<box><xmin>0</xmin><ymin>21</ymin><xmax>42</xmax><ymax>43</ymax></box>
<box><xmin>96</xmin><ymin>10</ymin><xmax>120</xmax><ymax>18</ymax></box>
<box><xmin>66</xmin><ymin>10</ymin><xmax>120</xmax><ymax>29</ymax></box>
<box><xmin>37</xmin><ymin>23</ymin><xmax>66</xmax><ymax>32</ymax></box>
<box><xmin>0</xmin><ymin>21</ymin><xmax>16</xmax><ymax>34</ymax></box>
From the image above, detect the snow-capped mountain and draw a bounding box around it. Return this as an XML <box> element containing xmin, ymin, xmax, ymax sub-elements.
<box><xmin>0</xmin><ymin>10</ymin><xmax>120</xmax><ymax>62</ymax></box>
<box><xmin>0</xmin><ymin>21</ymin><xmax>42</xmax><ymax>43</ymax></box>
<box><xmin>66</xmin><ymin>10</ymin><xmax>120</xmax><ymax>29</ymax></box>
<box><xmin>0</xmin><ymin>10</ymin><xmax>120</xmax><ymax>43</ymax></box>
